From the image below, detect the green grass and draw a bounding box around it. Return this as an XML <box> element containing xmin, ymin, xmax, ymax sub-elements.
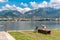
<box><xmin>51</xmin><ymin>30</ymin><xmax>60</xmax><ymax>37</ymax></box>
<box><xmin>25</xmin><ymin>30</ymin><xmax>60</xmax><ymax>40</ymax></box>
<box><xmin>9</xmin><ymin>32</ymin><xmax>36</xmax><ymax>40</ymax></box>
<box><xmin>9</xmin><ymin>30</ymin><xmax>60</xmax><ymax>40</ymax></box>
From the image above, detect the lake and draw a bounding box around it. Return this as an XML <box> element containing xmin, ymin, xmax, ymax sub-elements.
<box><xmin>0</xmin><ymin>21</ymin><xmax>60</xmax><ymax>31</ymax></box>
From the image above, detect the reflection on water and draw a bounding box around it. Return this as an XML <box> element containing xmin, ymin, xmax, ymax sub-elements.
<box><xmin>0</xmin><ymin>21</ymin><xmax>60</xmax><ymax>31</ymax></box>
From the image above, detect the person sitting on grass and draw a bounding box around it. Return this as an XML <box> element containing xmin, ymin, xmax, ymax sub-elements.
<box><xmin>34</xmin><ymin>26</ymin><xmax>38</xmax><ymax>33</ymax></box>
<box><xmin>41</xmin><ymin>25</ymin><xmax>47</xmax><ymax>30</ymax></box>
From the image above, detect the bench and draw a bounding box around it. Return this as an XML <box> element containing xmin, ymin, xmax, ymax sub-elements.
<box><xmin>38</xmin><ymin>29</ymin><xmax>51</xmax><ymax>34</ymax></box>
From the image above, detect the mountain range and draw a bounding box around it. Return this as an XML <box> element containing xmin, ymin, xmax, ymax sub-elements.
<box><xmin>0</xmin><ymin>7</ymin><xmax>60</xmax><ymax>18</ymax></box>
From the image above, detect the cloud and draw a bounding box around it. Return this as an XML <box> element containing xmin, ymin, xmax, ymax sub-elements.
<box><xmin>50</xmin><ymin>0</ymin><xmax>60</xmax><ymax>3</ymax></box>
<box><xmin>22</xmin><ymin>7</ymin><xmax>31</xmax><ymax>13</ymax></box>
<box><xmin>2</xmin><ymin>4</ymin><xmax>16</xmax><ymax>10</ymax></box>
<box><xmin>0</xmin><ymin>0</ymin><xmax>8</xmax><ymax>2</ymax></box>
<box><xmin>20</xmin><ymin>2</ymin><xmax>28</xmax><ymax>7</ymax></box>
<box><xmin>38</xmin><ymin>1</ymin><xmax>48</xmax><ymax>8</ymax></box>
<box><xmin>30</xmin><ymin>2</ymin><xmax>38</xmax><ymax>9</ymax></box>
<box><xmin>0</xmin><ymin>9</ymin><xmax>2</xmax><ymax>11</ymax></box>
<box><xmin>30</xmin><ymin>0</ymin><xmax>60</xmax><ymax>9</ymax></box>
<box><xmin>16</xmin><ymin>7</ymin><xmax>23</xmax><ymax>12</ymax></box>
<box><xmin>16</xmin><ymin>7</ymin><xmax>31</xmax><ymax>14</ymax></box>
<box><xmin>30</xmin><ymin>1</ymin><xmax>48</xmax><ymax>9</ymax></box>
<box><xmin>49</xmin><ymin>0</ymin><xmax>60</xmax><ymax>9</ymax></box>
<box><xmin>1</xmin><ymin>0</ymin><xmax>60</xmax><ymax>13</ymax></box>
<box><xmin>0</xmin><ymin>4</ymin><xmax>31</xmax><ymax>13</ymax></box>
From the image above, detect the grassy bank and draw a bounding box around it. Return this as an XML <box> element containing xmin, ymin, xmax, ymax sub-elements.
<box><xmin>25</xmin><ymin>30</ymin><xmax>60</xmax><ymax>40</ymax></box>
<box><xmin>51</xmin><ymin>30</ymin><xmax>60</xmax><ymax>37</ymax></box>
<box><xmin>9</xmin><ymin>30</ymin><xmax>60</xmax><ymax>40</ymax></box>
<box><xmin>9</xmin><ymin>32</ymin><xmax>36</xmax><ymax>40</ymax></box>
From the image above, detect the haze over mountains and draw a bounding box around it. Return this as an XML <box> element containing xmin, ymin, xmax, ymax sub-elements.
<box><xmin>0</xmin><ymin>7</ymin><xmax>60</xmax><ymax>18</ymax></box>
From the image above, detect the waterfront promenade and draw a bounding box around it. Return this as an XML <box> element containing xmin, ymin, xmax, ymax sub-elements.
<box><xmin>0</xmin><ymin>32</ymin><xmax>15</xmax><ymax>40</ymax></box>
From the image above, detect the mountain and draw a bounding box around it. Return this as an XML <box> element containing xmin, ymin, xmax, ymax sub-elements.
<box><xmin>24</xmin><ymin>7</ymin><xmax>60</xmax><ymax>18</ymax></box>
<box><xmin>0</xmin><ymin>7</ymin><xmax>60</xmax><ymax>18</ymax></box>
<box><xmin>0</xmin><ymin>10</ymin><xmax>22</xmax><ymax>18</ymax></box>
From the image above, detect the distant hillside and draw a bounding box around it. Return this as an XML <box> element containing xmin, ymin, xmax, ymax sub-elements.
<box><xmin>24</xmin><ymin>7</ymin><xmax>60</xmax><ymax>18</ymax></box>
<box><xmin>0</xmin><ymin>7</ymin><xmax>60</xmax><ymax>18</ymax></box>
<box><xmin>0</xmin><ymin>10</ymin><xmax>22</xmax><ymax>18</ymax></box>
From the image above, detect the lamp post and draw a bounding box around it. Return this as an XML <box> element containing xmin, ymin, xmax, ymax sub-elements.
<box><xmin>4</xmin><ymin>24</ymin><xmax>8</xmax><ymax>32</ymax></box>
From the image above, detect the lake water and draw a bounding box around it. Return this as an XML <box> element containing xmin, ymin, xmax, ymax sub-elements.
<box><xmin>0</xmin><ymin>21</ymin><xmax>60</xmax><ymax>31</ymax></box>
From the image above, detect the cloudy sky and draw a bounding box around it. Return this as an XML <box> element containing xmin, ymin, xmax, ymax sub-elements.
<box><xmin>0</xmin><ymin>0</ymin><xmax>60</xmax><ymax>13</ymax></box>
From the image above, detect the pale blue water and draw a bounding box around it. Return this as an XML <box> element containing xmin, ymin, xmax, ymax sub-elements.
<box><xmin>0</xmin><ymin>21</ymin><xmax>60</xmax><ymax>31</ymax></box>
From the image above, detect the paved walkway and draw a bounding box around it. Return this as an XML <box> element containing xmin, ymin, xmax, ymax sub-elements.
<box><xmin>0</xmin><ymin>32</ymin><xmax>15</xmax><ymax>40</ymax></box>
<box><xmin>0</xmin><ymin>32</ymin><xmax>8</xmax><ymax>40</ymax></box>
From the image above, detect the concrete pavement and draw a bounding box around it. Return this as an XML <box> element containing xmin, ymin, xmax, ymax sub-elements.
<box><xmin>0</xmin><ymin>32</ymin><xmax>15</xmax><ymax>40</ymax></box>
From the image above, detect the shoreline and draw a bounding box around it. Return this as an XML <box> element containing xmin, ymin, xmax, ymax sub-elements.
<box><xmin>7</xmin><ymin>29</ymin><xmax>60</xmax><ymax>32</ymax></box>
